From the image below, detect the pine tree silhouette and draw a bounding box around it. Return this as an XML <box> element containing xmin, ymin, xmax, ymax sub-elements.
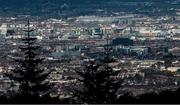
<box><xmin>72</xmin><ymin>34</ymin><xmax>122</xmax><ymax>104</ymax></box>
<box><xmin>5</xmin><ymin>20</ymin><xmax>54</xmax><ymax>103</ymax></box>
<box><xmin>164</xmin><ymin>53</ymin><xmax>174</xmax><ymax>69</ymax></box>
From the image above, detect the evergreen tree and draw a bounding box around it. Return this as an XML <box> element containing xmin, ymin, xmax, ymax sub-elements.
<box><xmin>5</xmin><ymin>21</ymin><xmax>53</xmax><ymax>103</ymax></box>
<box><xmin>164</xmin><ymin>53</ymin><xmax>174</xmax><ymax>69</ymax></box>
<box><xmin>72</xmin><ymin>34</ymin><xmax>122</xmax><ymax>104</ymax></box>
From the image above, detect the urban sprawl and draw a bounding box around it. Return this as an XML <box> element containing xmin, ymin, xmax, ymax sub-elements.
<box><xmin>0</xmin><ymin>11</ymin><xmax>180</xmax><ymax>99</ymax></box>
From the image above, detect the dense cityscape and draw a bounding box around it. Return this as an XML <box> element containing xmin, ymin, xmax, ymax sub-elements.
<box><xmin>0</xmin><ymin>0</ymin><xmax>180</xmax><ymax>104</ymax></box>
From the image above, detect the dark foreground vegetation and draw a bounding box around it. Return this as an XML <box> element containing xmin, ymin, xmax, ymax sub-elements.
<box><xmin>0</xmin><ymin>88</ymin><xmax>180</xmax><ymax>104</ymax></box>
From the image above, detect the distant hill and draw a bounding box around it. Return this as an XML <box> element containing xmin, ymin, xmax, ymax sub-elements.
<box><xmin>0</xmin><ymin>0</ymin><xmax>178</xmax><ymax>18</ymax></box>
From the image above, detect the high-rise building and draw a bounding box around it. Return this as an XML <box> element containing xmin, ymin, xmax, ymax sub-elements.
<box><xmin>0</xmin><ymin>23</ymin><xmax>7</xmax><ymax>36</ymax></box>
